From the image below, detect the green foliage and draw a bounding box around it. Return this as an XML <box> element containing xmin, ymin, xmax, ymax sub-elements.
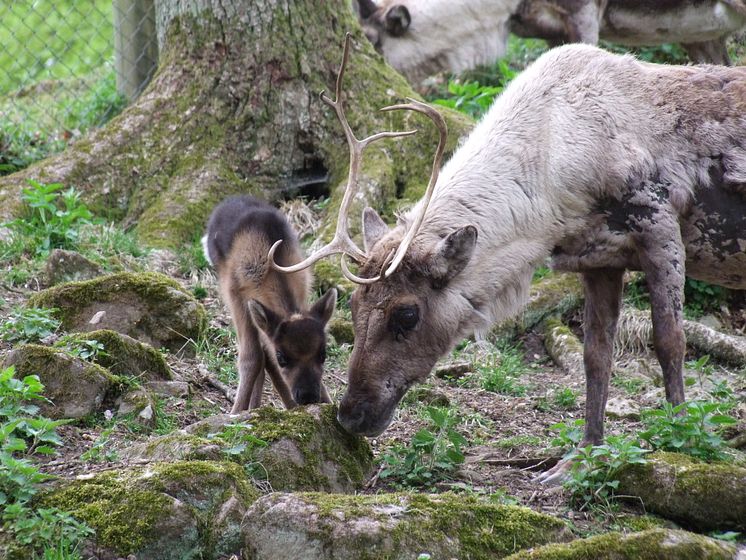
<box><xmin>176</xmin><ymin>234</ymin><xmax>211</xmax><ymax>276</ymax></box>
<box><xmin>79</xmin><ymin>427</ymin><xmax>118</xmax><ymax>463</ymax></box>
<box><xmin>550</xmin><ymin>418</ymin><xmax>585</xmax><ymax>452</ymax></box>
<box><xmin>552</xmin><ymin>387</ymin><xmax>578</xmax><ymax>410</ymax></box>
<box><xmin>432</xmin><ymin>80</ymin><xmax>506</xmax><ymax>119</ymax></box>
<box><xmin>563</xmin><ymin>436</ymin><xmax>649</xmax><ymax>511</ymax></box>
<box><xmin>380</xmin><ymin>406</ymin><xmax>468</xmax><ymax>487</ymax></box>
<box><xmin>477</xmin><ymin>344</ymin><xmax>529</xmax><ymax>395</ymax></box>
<box><xmin>55</xmin><ymin>336</ymin><xmax>107</xmax><ymax>362</ymax></box>
<box><xmin>611</xmin><ymin>375</ymin><xmax>646</xmax><ymax>395</ymax></box>
<box><xmin>1</xmin><ymin>306</ymin><xmax>60</xmax><ymax>344</ymax></box>
<box><xmin>0</xmin><ymin>366</ymin><xmax>93</xmax><ymax>556</ymax></box>
<box><xmin>639</xmin><ymin>400</ymin><xmax>737</xmax><ymax>462</ymax></box>
<box><xmin>683</xmin><ymin>278</ymin><xmax>728</xmax><ymax>319</ymax></box>
<box><xmin>206</xmin><ymin>422</ymin><xmax>269</xmax><ymax>478</ymax></box>
<box><xmin>3</xmin><ymin>180</ymin><xmax>94</xmax><ymax>256</ymax></box>
<box><xmin>600</xmin><ymin>41</ymin><xmax>689</xmax><ymax>65</ymax></box>
<box><xmin>196</xmin><ymin>325</ymin><xmax>237</xmax><ymax>385</ymax></box>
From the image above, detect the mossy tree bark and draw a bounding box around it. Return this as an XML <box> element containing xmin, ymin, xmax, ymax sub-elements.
<box><xmin>0</xmin><ymin>0</ymin><xmax>471</xmax><ymax>247</ymax></box>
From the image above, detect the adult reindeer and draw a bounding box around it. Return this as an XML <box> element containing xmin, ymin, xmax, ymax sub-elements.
<box><xmin>357</xmin><ymin>0</ymin><xmax>746</xmax><ymax>82</ymax></box>
<box><xmin>271</xmin><ymin>35</ymin><xmax>746</xmax><ymax>481</ymax></box>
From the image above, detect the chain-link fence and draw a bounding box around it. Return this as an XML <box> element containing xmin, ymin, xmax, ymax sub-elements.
<box><xmin>0</xmin><ymin>0</ymin><xmax>158</xmax><ymax>175</ymax></box>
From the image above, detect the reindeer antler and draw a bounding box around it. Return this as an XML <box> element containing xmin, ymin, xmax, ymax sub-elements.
<box><xmin>268</xmin><ymin>33</ymin><xmax>447</xmax><ymax>284</ymax></box>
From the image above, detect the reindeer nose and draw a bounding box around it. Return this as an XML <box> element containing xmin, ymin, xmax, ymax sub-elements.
<box><xmin>337</xmin><ymin>394</ymin><xmax>367</xmax><ymax>434</ymax></box>
<box><xmin>293</xmin><ymin>387</ymin><xmax>320</xmax><ymax>405</ymax></box>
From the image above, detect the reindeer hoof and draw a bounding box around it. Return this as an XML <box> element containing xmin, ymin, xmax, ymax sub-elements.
<box><xmin>535</xmin><ymin>457</ymin><xmax>573</xmax><ymax>485</ymax></box>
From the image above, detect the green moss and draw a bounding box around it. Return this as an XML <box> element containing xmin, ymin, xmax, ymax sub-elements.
<box><xmin>328</xmin><ymin>316</ymin><xmax>355</xmax><ymax>344</ymax></box>
<box><xmin>27</xmin><ymin>272</ymin><xmax>207</xmax><ymax>354</ymax></box>
<box><xmin>73</xmin><ymin>329</ymin><xmax>173</xmax><ymax>380</ymax></box>
<box><xmin>41</xmin><ymin>461</ymin><xmax>257</xmax><ymax>557</ymax></box>
<box><xmin>503</xmin><ymin>528</ymin><xmax>735</xmax><ymax>560</ymax></box>
<box><xmin>292</xmin><ymin>492</ymin><xmax>569</xmax><ymax>559</ymax></box>
<box><xmin>520</xmin><ymin>273</ymin><xmax>583</xmax><ymax>331</ymax></box>
<box><xmin>42</xmin><ymin>471</ymin><xmax>173</xmax><ymax>555</ymax></box>
<box><xmin>618</xmin><ymin>452</ymin><xmax>746</xmax><ymax>532</ymax></box>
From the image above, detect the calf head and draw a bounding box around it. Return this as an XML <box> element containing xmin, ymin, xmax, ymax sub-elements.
<box><xmin>337</xmin><ymin>210</ymin><xmax>478</xmax><ymax>435</ymax></box>
<box><xmin>249</xmin><ymin>288</ymin><xmax>337</xmax><ymax>405</ymax></box>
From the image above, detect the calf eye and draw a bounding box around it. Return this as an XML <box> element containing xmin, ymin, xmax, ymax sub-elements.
<box><xmin>275</xmin><ymin>350</ymin><xmax>289</xmax><ymax>368</ymax></box>
<box><xmin>390</xmin><ymin>305</ymin><xmax>419</xmax><ymax>339</ymax></box>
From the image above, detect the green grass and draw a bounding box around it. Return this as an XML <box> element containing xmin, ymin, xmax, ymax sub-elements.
<box><xmin>0</xmin><ymin>1</ymin><xmax>113</xmax><ymax>95</ymax></box>
<box><xmin>0</xmin><ymin>2</ymin><xmax>124</xmax><ymax>175</ymax></box>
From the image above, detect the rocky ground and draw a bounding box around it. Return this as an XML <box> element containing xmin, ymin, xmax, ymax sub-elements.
<box><xmin>1</xmin><ymin>234</ymin><xmax>745</xmax><ymax>559</ymax></box>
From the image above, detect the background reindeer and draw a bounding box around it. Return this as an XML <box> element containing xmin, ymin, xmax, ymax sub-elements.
<box><xmin>204</xmin><ymin>195</ymin><xmax>337</xmax><ymax>412</ymax></box>
<box><xmin>357</xmin><ymin>0</ymin><xmax>746</xmax><ymax>82</ymax></box>
<box><xmin>280</xmin><ymin>35</ymin><xmax>746</xmax><ymax>481</ymax></box>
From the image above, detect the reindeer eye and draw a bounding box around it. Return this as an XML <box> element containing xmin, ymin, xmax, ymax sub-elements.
<box><xmin>275</xmin><ymin>350</ymin><xmax>289</xmax><ymax>368</ymax></box>
<box><xmin>390</xmin><ymin>305</ymin><xmax>419</xmax><ymax>339</ymax></box>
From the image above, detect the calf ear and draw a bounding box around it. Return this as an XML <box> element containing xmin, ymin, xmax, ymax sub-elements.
<box><xmin>356</xmin><ymin>0</ymin><xmax>378</xmax><ymax>19</ymax></box>
<box><xmin>427</xmin><ymin>226</ymin><xmax>478</xmax><ymax>289</ymax></box>
<box><xmin>310</xmin><ymin>288</ymin><xmax>338</xmax><ymax>325</ymax></box>
<box><xmin>363</xmin><ymin>207</ymin><xmax>389</xmax><ymax>253</ymax></box>
<box><xmin>385</xmin><ymin>5</ymin><xmax>411</xmax><ymax>36</ymax></box>
<box><xmin>248</xmin><ymin>300</ymin><xmax>281</xmax><ymax>335</ymax></box>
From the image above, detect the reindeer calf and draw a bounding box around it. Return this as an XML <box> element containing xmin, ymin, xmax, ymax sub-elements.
<box><xmin>203</xmin><ymin>195</ymin><xmax>336</xmax><ymax>412</ymax></box>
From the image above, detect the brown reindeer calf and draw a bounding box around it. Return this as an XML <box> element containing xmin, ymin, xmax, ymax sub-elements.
<box><xmin>203</xmin><ymin>195</ymin><xmax>336</xmax><ymax>412</ymax></box>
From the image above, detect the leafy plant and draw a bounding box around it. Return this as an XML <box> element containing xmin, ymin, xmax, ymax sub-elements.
<box><xmin>562</xmin><ymin>436</ymin><xmax>649</xmax><ymax>511</ymax></box>
<box><xmin>80</xmin><ymin>427</ymin><xmax>118</xmax><ymax>463</ymax></box>
<box><xmin>432</xmin><ymin>80</ymin><xmax>505</xmax><ymax>119</ymax></box>
<box><xmin>55</xmin><ymin>336</ymin><xmax>106</xmax><ymax>362</ymax></box>
<box><xmin>0</xmin><ymin>366</ymin><xmax>93</xmax><ymax>556</ymax></box>
<box><xmin>683</xmin><ymin>278</ymin><xmax>728</xmax><ymax>318</ymax></box>
<box><xmin>206</xmin><ymin>422</ymin><xmax>269</xmax><ymax>478</ymax></box>
<box><xmin>380</xmin><ymin>406</ymin><xmax>468</xmax><ymax>487</ymax></box>
<box><xmin>639</xmin><ymin>400</ymin><xmax>737</xmax><ymax>461</ymax></box>
<box><xmin>1</xmin><ymin>306</ymin><xmax>61</xmax><ymax>344</ymax></box>
<box><xmin>549</xmin><ymin>418</ymin><xmax>585</xmax><ymax>452</ymax></box>
<box><xmin>2</xmin><ymin>180</ymin><xmax>94</xmax><ymax>256</ymax></box>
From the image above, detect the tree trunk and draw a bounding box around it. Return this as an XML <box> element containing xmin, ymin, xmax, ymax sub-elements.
<box><xmin>0</xmin><ymin>0</ymin><xmax>471</xmax><ymax>247</ymax></box>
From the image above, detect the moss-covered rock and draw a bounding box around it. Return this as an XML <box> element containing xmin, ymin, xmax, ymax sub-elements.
<box><xmin>502</xmin><ymin>528</ymin><xmax>736</xmax><ymax>560</ymax></box>
<box><xmin>242</xmin><ymin>492</ymin><xmax>571</xmax><ymax>560</ymax></box>
<box><xmin>27</xmin><ymin>272</ymin><xmax>206</xmax><ymax>356</ymax></box>
<box><xmin>2</xmin><ymin>344</ymin><xmax>120</xmax><ymax>419</ymax></box>
<box><xmin>41</xmin><ymin>461</ymin><xmax>258</xmax><ymax>560</ymax></box>
<box><xmin>116</xmin><ymin>387</ymin><xmax>157</xmax><ymax>428</ymax></box>
<box><xmin>122</xmin><ymin>404</ymin><xmax>374</xmax><ymax>492</ymax></box>
<box><xmin>328</xmin><ymin>316</ymin><xmax>355</xmax><ymax>344</ymax></box>
<box><xmin>617</xmin><ymin>452</ymin><xmax>746</xmax><ymax>532</ymax></box>
<box><xmin>72</xmin><ymin>329</ymin><xmax>173</xmax><ymax>381</ymax></box>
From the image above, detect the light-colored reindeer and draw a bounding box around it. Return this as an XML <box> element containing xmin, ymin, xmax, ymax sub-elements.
<box><xmin>272</xmin><ymin>34</ymin><xmax>746</xmax><ymax>481</ymax></box>
<box><xmin>204</xmin><ymin>195</ymin><xmax>336</xmax><ymax>412</ymax></box>
<box><xmin>357</xmin><ymin>0</ymin><xmax>746</xmax><ymax>81</ymax></box>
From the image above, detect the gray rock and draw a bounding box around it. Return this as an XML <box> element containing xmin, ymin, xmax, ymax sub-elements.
<box><xmin>45</xmin><ymin>249</ymin><xmax>103</xmax><ymax>286</ymax></box>
<box><xmin>605</xmin><ymin>396</ymin><xmax>640</xmax><ymax>420</ymax></box>
<box><xmin>242</xmin><ymin>492</ymin><xmax>571</xmax><ymax>560</ymax></box>
<box><xmin>145</xmin><ymin>380</ymin><xmax>190</xmax><ymax>398</ymax></box>
<box><xmin>27</xmin><ymin>272</ymin><xmax>207</xmax><ymax>357</ymax></box>
<box><xmin>123</xmin><ymin>405</ymin><xmax>374</xmax><ymax>493</ymax></box>
<box><xmin>3</xmin><ymin>344</ymin><xmax>119</xmax><ymax>419</ymax></box>
<box><xmin>503</xmin><ymin>528</ymin><xmax>736</xmax><ymax>560</ymax></box>
<box><xmin>618</xmin><ymin>452</ymin><xmax>746</xmax><ymax>532</ymax></box>
<box><xmin>41</xmin><ymin>461</ymin><xmax>257</xmax><ymax>560</ymax></box>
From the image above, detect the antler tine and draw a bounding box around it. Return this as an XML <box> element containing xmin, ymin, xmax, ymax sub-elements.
<box><xmin>379</xmin><ymin>98</ymin><xmax>448</xmax><ymax>277</ymax></box>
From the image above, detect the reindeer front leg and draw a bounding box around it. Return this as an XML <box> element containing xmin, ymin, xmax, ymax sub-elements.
<box><xmin>261</xmin><ymin>339</ymin><xmax>298</xmax><ymax>409</ymax></box>
<box><xmin>231</xmin><ymin>308</ymin><xmax>265</xmax><ymax>413</ymax></box>
<box><xmin>537</xmin><ymin>267</ymin><xmax>623</xmax><ymax>484</ymax></box>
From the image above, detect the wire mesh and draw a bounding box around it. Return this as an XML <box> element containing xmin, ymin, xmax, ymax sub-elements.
<box><xmin>0</xmin><ymin>0</ymin><xmax>157</xmax><ymax>175</ymax></box>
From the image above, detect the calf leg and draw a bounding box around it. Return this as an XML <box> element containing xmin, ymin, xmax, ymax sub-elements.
<box><xmin>248</xmin><ymin>368</ymin><xmax>266</xmax><ymax>409</ymax></box>
<box><xmin>230</xmin><ymin>300</ymin><xmax>265</xmax><ymax>413</ymax></box>
<box><xmin>580</xmin><ymin>267</ymin><xmax>625</xmax><ymax>446</ymax></box>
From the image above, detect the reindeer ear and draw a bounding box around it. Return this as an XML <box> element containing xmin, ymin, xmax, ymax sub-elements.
<box><xmin>310</xmin><ymin>288</ymin><xmax>337</xmax><ymax>325</ymax></box>
<box><xmin>363</xmin><ymin>207</ymin><xmax>389</xmax><ymax>253</ymax></box>
<box><xmin>427</xmin><ymin>226</ymin><xmax>478</xmax><ymax>289</ymax></box>
<box><xmin>356</xmin><ymin>0</ymin><xmax>378</xmax><ymax>19</ymax></box>
<box><xmin>248</xmin><ymin>300</ymin><xmax>281</xmax><ymax>334</ymax></box>
<box><xmin>385</xmin><ymin>5</ymin><xmax>411</xmax><ymax>36</ymax></box>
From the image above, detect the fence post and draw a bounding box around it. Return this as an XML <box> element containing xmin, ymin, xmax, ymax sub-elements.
<box><xmin>113</xmin><ymin>0</ymin><xmax>158</xmax><ymax>102</ymax></box>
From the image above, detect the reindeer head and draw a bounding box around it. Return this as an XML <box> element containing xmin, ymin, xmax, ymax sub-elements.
<box><xmin>268</xmin><ymin>34</ymin><xmax>458</xmax><ymax>433</ymax></box>
<box><xmin>249</xmin><ymin>288</ymin><xmax>337</xmax><ymax>405</ymax></box>
<box><xmin>357</xmin><ymin>0</ymin><xmax>411</xmax><ymax>51</ymax></box>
